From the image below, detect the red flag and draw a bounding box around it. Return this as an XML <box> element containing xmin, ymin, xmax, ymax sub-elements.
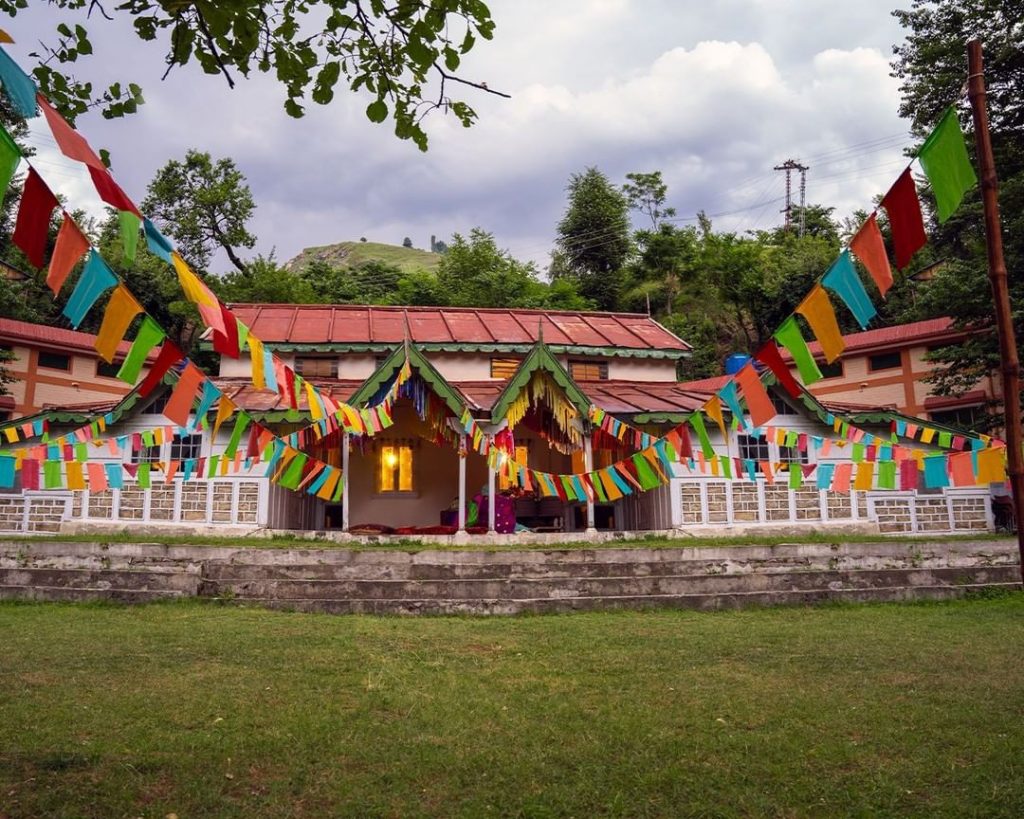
<box><xmin>850</xmin><ymin>213</ymin><xmax>893</xmax><ymax>297</ymax></box>
<box><xmin>12</xmin><ymin>168</ymin><xmax>59</xmax><ymax>267</ymax></box>
<box><xmin>46</xmin><ymin>214</ymin><xmax>90</xmax><ymax>294</ymax></box>
<box><xmin>37</xmin><ymin>94</ymin><xmax>105</xmax><ymax>169</ymax></box>
<box><xmin>211</xmin><ymin>303</ymin><xmax>241</xmax><ymax>358</ymax></box>
<box><xmin>139</xmin><ymin>341</ymin><xmax>184</xmax><ymax>397</ymax></box>
<box><xmin>880</xmin><ymin>169</ymin><xmax>927</xmax><ymax>270</ymax></box>
<box><xmin>88</xmin><ymin>164</ymin><xmax>141</xmax><ymax>217</ymax></box>
<box><xmin>754</xmin><ymin>341</ymin><xmax>802</xmax><ymax>398</ymax></box>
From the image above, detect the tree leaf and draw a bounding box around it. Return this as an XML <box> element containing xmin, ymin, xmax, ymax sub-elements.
<box><xmin>366</xmin><ymin>99</ymin><xmax>388</xmax><ymax>123</ymax></box>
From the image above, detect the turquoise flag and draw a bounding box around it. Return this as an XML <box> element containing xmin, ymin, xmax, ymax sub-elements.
<box><xmin>822</xmin><ymin>251</ymin><xmax>876</xmax><ymax>329</ymax></box>
<box><xmin>0</xmin><ymin>47</ymin><xmax>38</xmax><ymax>118</ymax></box>
<box><xmin>923</xmin><ymin>455</ymin><xmax>949</xmax><ymax>489</ymax></box>
<box><xmin>143</xmin><ymin>218</ymin><xmax>175</xmax><ymax>263</ymax></box>
<box><xmin>63</xmin><ymin>251</ymin><xmax>117</xmax><ymax>328</ymax></box>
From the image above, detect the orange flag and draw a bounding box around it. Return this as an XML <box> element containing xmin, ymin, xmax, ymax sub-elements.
<box><xmin>45</xmin><ymin>214</ymin><xmax>89</xmax><ymax>295</ymax></box>
<box><xmin>735</xmin><ymin>364</ymin><xmax>775</xmax><ymax>428</ymax></box>
<box><xmin>850</xmin><ymin>214</ymin><xmax>893</xmax><ymax>298</ymax></box>
<box><xmin>796</xmin><ymin>285</ymin><xmax>845</xmax><ymax>363</ymax></box>
<box><xmin>853</xmin><ymin>461</ymin><xmax>875</xmax><ymax>491</ymax></box>
<box><xmin>94</xmin><ymin>285</ymin><xmax>143</xmax><ymax>362</ymax></box>
<box><xmin>164</xmin><ymin>363</ymin><xmax>205</xmax><ymax>428</ymax></box>
<box><xmin>38</xmin><ymin>94</ymin><xmax>105</xmax><ymax>169</ymax></box>
<box><xmin>832</xmin><ymin>462</ymin><xmax>853</xmax><ymax>493</ymax></box>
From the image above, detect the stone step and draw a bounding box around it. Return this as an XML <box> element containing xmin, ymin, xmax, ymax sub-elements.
<box><xmin>198</xmin><ymin>566</ymin><xmax>1021</xmax><ymax>602</ymax></box>
<box><xmin>199</xmin><ymin>550</ymin><xmax>1020</xmax><ymax>582</ymax></box>
<box><xmin>222</xmin><ymin>583</ymin><xmax>1023</xmax><ymax>616</ymax></box>
<box><xmin>0</xmin><ymin>567</ymin><xmax>200</xmax><ymax>594</ymax></box>
<box><xmin>0</xmin><ymin>586</ymin><xmax>190</xmax><ymax>604</ymax></box>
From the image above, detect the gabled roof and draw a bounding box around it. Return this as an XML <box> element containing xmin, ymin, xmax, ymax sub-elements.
<box><xmin>0</xmin><ymin>317</ymin><xmax>145</xmax><ymax>358</ymax></box>
<box><xmin>349</xmin><ymin>343</ymin><xmax>468</xmax><ymax>419</ymax></box>
<box><xmin>489</xmin><ymin>341</ymin><xmax>592</xmax><ymax>424</ymax></box>
<box><xmin>226</xmin><ymin>304</ymin><xmax>690</xmax><ymax>358</ymax></box>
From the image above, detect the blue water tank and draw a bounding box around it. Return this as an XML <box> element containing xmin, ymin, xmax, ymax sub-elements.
<box><xmin>724</xmin><ymin>354</ymin><xmax>751</xmax><ymax>375</ymax></box>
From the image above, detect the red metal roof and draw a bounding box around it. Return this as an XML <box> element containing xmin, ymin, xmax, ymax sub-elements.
<box><xmin>228</xmin><ymin>304</ymin><xmax>690</xmax><ymax>352</ymax></box>
<box><xmin>783</xmin><ymin>317</ymin><xmax>963</xmax><ymax>359</ymax></box>
<box><xmin>0</xmin><ymin>317</ymin><xmax>147</xmax><ymax>358</ymax></box>
<box><xmin>675</xmin><ymin>374</ymin><xmax>732</xmax><ymax>392</ymax></box>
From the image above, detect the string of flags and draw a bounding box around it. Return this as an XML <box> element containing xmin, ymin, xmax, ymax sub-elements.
<box><xmin>0</xmin><ymin>36</ymin><xmax>1006</xmax><ymax>499</ymax></box>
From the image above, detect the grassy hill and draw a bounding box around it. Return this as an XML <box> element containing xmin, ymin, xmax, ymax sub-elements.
<box><xmin>284</xmin><ymin>241</ymin><xmax>442</xmax><ymax>275</ymax></box>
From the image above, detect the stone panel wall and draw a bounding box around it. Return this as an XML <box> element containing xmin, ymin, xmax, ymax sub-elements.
<box><xmin>872</xmin><ymin>496</ymin><xmax>913</xmax><ymax>534</ymax></box>
<box><xmin>706</xmin><ymin>483</ymin><xmax>727</xmax><ymax>523</ymax></box>
<box><xmin>794</xmin><ymin>488</ymin><xmax>821</xmax><ymax>521</ymax></box>
<box><xmin>914</xmin><ymin>496</ymin><xmax>949</xmax><ymax>532</ymax></box>
<box><xmin>680</xmin><ymin>483</ymin><xmax>702</xmax><ymax>525</ymax></box>
<box><xmin>949</xmin><ymin>495</ymin><xmax>989</xmax><ymax>531</ymax></box>
<box><xmin>764</xmin><ymin>484</ymin><xmax>791</xmax><ymax>522</ymax></box>
<box><xmin>732</xmin><ymin>483</ymin><xmax>759</xmax><ymax>522</ymax></box>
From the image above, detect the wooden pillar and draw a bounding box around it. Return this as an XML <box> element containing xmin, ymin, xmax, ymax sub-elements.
<box><xmin>341</xmin><ymin>431</ymin><xmax>350</xmax><ymax>533</ymax></box>
<box><xmin>458</xmin><ymin>435</ymin><xmax>467</xmax><ymax>532</ymax></box>
<box><xmin>487</xmin><ymin>459</ymin><xmax>496</xmax><ymax>533</ymax></box>
<box><xmin>584</xmin><ymin>434</ymin><xmax>596</xmax><ymax>532</ymax></box>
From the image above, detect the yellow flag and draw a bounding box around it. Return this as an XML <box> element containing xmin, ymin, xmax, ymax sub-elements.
<box><xmin>212</xmin><ymin>394</ymin><xmax>236</xmax><ymax>440</ymax></box>
<box><xmin>705</xmin><ymin>395</ymin><xmax>727</xmax><ymax>439</ymax></box>
<box><xmin>853</xmin><ymin>461</ymin><xmax>875</xmax><ymax>491</ymax></box>
<box><xmin>976</xmin><ymin>447</ymin><xmax>1007</xmax><ymax>484</ymax></box>
<box><xmin>796</xmin><ymin>285</ymin><xmax>845</xmax><ymax>363</ymax></box>
<box><xmin>921</xmin><ymin>427</ymin><xmax>936</xmax><ymax>444</ymax></box>
<box><xmin>172</xmin><ymin>252</ymin><xmax>216</xmax><ymax>307</ymax></box>
<box><xmin>66</xmin><ymin>461</ymin><xmax>86</xmax><ymax>490</ymax></box>
<box><xmin>305</xmin><ymin>380</ymin><xmax>323</xmax><ymax>420</ymax></box>
<box><xmin>95</xmin><ymin>285</ymin><xmax>144</xmax><ymax>362</ymax></box>
<box><xmin>248</xmin><ymin>335</ymin><xmax>266</xmax><ymax>390</ymax></box>
<box><xmin>0</xmin><ymin>29</ymin><xmax>14</xmax><ymax>44</ymax></box>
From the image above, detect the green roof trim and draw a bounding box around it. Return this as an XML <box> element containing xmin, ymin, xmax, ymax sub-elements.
<box><xmin>489</xmin><ymin>341</ymin><xmax>593</xmax><ymax>425</ymax></box>
<box><xmin>348</xmin><ymin>342</ymin><xmax>468</xmax><ymax>419</ymax></box>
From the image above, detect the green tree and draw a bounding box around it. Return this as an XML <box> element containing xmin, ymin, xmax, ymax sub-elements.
<box><xmin>553</xmin><ymin>167</ymin><xmax>631</xmax><ymax>311</ymax></box>
<box><xmin>891</xmin><ymin>0</ymin><xmax>1024</xmax><ymax>427</ymax></box>
<box><xmin>7</xmin><ymin>0</ymin><xmax>502</xmax><ymax>150</ymax></box>
<box><xmin>623</xmin><ymin>170</ymin><xmax>676</xmax><ymax>229</ymax></box>
<box><xmin>142</xmin><ymin>150</ymin><xmax>256</xmax><ymax>275</ymax></box>
<box><xmin>215</xmin><ymin>254</ymin><xmax>318</xmax><ymax>305</ymax></box>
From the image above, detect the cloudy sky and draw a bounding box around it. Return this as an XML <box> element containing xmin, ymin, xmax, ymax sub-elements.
<box><xmin>11</xmin><ymin>1</ymin><xmax>914</xmax><ymax>273</ymax></box>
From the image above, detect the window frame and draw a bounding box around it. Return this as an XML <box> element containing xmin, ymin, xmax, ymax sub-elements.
<box><xmin>294</xmin><ymin>356</ymin><xmax>338</xmax><ymax>378</ymax></box>
<box><xmin>868</xmin><ymin>351</ymin><xmax>902</xmax><ymax>372</ymax></box>
<box><xmin>376</xmin><ymin>443</ymin><xmax>417</xmax><ymax>496</ymax></box>
<box><xmin>169</xmin><ymin>433</ymin><xmax>203</xmax><ymax>464</ymax></box>
<box><xmin>818</xmin><ymin>359</ymin><xmax>844</xmax><ymax>379</ymax></box>
<box><xmin>568</xmin><ymin>359</ymin><xmax>609</xmax><ymax>381</ymax></box>
<box><xmin>490</xmin><ymin>358</ymin><xmax>521</xmax><ymax>379</ymax></box>
<box><xmin>37</xmin><ymin>350</ymin><xmax>71</xmax><ymax>371</ymax></box>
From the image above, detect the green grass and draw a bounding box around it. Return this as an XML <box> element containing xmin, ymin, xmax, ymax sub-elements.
<box><xmin>1</xmin><ymin>597</ymin><xmax>1023</xmax><ymax>817</ymax></box>
<box><xmin>1</xmin><ymin>530</ymin><xmax>1011</xmax><ymax>552</ymax></box>
<box><xmin>286</xmin><ymin>240</ymin><xmax>442</xmax><ymax>275</ymax></box>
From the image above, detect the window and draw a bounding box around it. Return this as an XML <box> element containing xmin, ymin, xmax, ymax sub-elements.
<box><xmin>819</xmin><ymin>360</ymin><xmax>844</xmax><ymax>379</ymax></box>
<box><xmin>133</xmin><ymin>443</ymin><xmax>162</xmax><ymax>465</ymax></box>
<box><xmin>490</xmin><ymin>358</ymin><xmax>521</xmax><ymax>379</ymax></box>
<box><xmin>569</xmin><ymin>360</ymin><xmax>608</xmax><ymax>381</ymax></box>
<box><xmin>377</xmin><ymin>444</ymin><xmax>414</xmax><ymax>493</ymax></box>
<box><xmin>868</xmin><ymin>351</ymin><xmax>902</xmax><ymax>372</ymax></box>
<box><xmin>737</xmin><ymin>434</ymin><xmax>770</xmax><ymax>464</ymax></box>
<box><xmin>499</xmin><ymin>445</ymin><xmax>529</xmax><ymax>489</ymax></box>
<box><xmin>96</xmin><ymin>359</ymin><xmax>122</xmax><ymax>378</ymax></box>
<box><xmin>779</xmin><ymin>444</ymin><xmax>809</xmax><ymax>465</ymax></box>
<box><xmin>295</xmin><ymin>356</ymin><xmax>338</xmax><ymax>378</ymax></box>
<box><xmin>169</xmin><ymin>433</ymin><xmax>202</xmax><ymax>463</ymax></box>
<box><xmin>930</xmin><ymin>406</ymin><xmax>982</xmax><ymax>432</ymax></box>
<box><xmin>38</xmin><ymin>351</ymin><xmax>70</xmax><ymax>371</ymax></box>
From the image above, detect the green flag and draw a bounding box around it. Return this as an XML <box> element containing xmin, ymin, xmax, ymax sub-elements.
<box><xmin>119</xmin><ymin>210</ymin><xmax>141</xmax><ymax>265</ymax></box>
<box><xmin>877</xmin><ymin>460</ymin><xmax>896</xmax><ymax>490</ymax></box>
<box><xmin>774</xmin><ymin>316</ymin><xmax>822</xmax><ymax>385</ymax></box>
<box><xmin>0</xmin><ymin>124</ymin><xmax>21</xmax><ymax>208</ymax></box>
<box><xmin>117</xmin><ymin>316</ymin><xmax>165</xmax><ymax>385</ymax></box>
<box><xmin>918</xmin><ymin>107</ymin><xmax>977</xmax><ymax>223</ymax></box>
<box><xmin>689</xmin><ymin>412</ymin><xmax>715</xmax><ymax>459</ymax></box>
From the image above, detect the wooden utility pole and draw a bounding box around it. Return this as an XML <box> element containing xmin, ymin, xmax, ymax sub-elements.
<box><xmin>966</xmin><ymin>39</ymin><xmax>1024</xmax><ymax>579</ymax></box>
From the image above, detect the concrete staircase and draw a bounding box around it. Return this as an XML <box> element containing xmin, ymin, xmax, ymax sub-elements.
<box><xmin>0</xmin><ymin>539</ymin><xmax>1019</xmax><ymax>614</ymax></box>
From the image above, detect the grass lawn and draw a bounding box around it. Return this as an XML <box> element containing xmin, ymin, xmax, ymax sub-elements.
<box><xmin>1</xmin><ymin>530</ymin><xmax>1012</xmax><ymax>552</ymax></box>
<box><xmin>1</xmin><ymin>597</ymin><xmax>1023</xmax><ymax>817</ymax></box>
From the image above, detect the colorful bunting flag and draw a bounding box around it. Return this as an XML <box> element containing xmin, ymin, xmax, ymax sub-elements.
<box><xmin>0</xmin><ymin>46</ymin><xmax>38</xmax><ymax>117</ymax></box>
<box><xmin>0</xmin><ymin>123</ymin><xmax>20</xmax><ymax>205</ymax></box>
<box><xmin>117</xmin><ymin>317</ymin><xmax>165</xmax><ymax>384</ymax></box>
<box><xmin>46</xmin><ymin>215</ymin><xmax>90</xmax><ymax>295</ymax></box>
<box><xmin>12</xmin><ymin>167</ymin><xmax>59</xmax><ymax>268</ymax></box>
<box><xmin>753</xmin><ymin>341</ymin><xmax>802</xmax><ymax>398</ymax></box>
<box><xmin>850</xmin><ymin>214</ymin><xmax>893</xmax><ymax>298</ymax></box>
<box><xmin>735</xmin><ymin>364</ymin><xmax>775</xmax><ymax>428</ymax></box>
<box><xmin>63</xmin><ymin>250</ymin><xmax>118</xmax><ymax>328</ymax></box>
<box><xmin>164</xmin><ymin>363</ymin><xmax>205</xmax><ymax>427</ymax></box>
<box><xmin>87</xmin><ymin>164</ymin><xmax>140</xmax><ymax>216</ymax></box>
<box><xmin>822</xmin><ymin>250</ymin><xmax>876</xmax><ymax>330</ymax></box>
<box><xmin>774</xmin><ymin>316</ymin><xmax>822</xmax><ymax>385</ymax></box>
<box><xmin>918</xmin><ymin>107</ymin><xmax>977</xmax><ymax>223</ymax></box>
<box><xmin>796</xmin><ymin>284</ymin><xmax>845</xmax><ymax>362</ymax></box>
<box><xmin>138</xmin><ymin>340</ymin><xmax>183</xmax><ymax>397</ymax></box>
<box><xmin>38</xmin><ymin>94</ymin><xmax>104</xmax><ymax>168</ymax></box>
<box><xmin>881</xmin><ymin>168</ymin><xmax>927</xmax><ymax>270</ymax></box>
<box><xmin>94</xmin><ymin>285</ymin><xmax>143</xmax><ymax>362</ymax></box>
